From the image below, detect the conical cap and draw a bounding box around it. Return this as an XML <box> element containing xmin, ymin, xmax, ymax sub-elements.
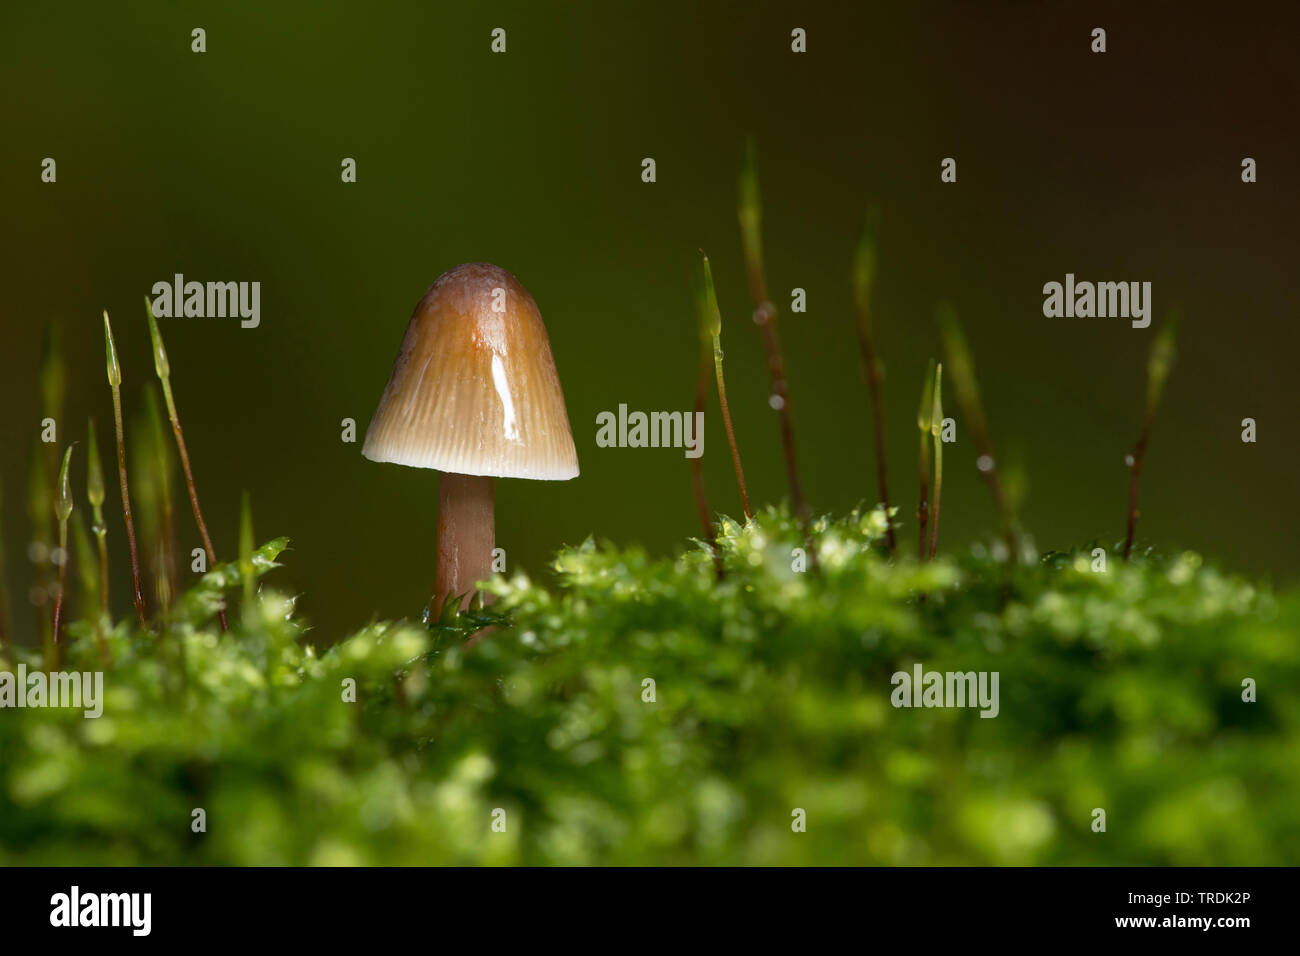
<box><xmin>362</xmin><ymin>263</ymin><xmax>579</xmax><ymax>480</ymax></box>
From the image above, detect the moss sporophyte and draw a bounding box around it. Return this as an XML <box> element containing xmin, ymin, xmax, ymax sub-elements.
<box><xmin>852</xmin><ymin>207</ymin><xmax>896</xmax><ymax>555</ymax></box>
<box><xmin>102</xmin><ymin>311</ymin><xmax>146</xmax><ymax>628</ymax></box>
<box><xmin>50</xmin><ymin>444</ymin><xmax>74</xmax><ymax>658</ymax></box>
<box><xmin>699</xmin><ymin>251</ymin><xmax>752</xmax><ymax>521</ymax></box>
<box><xmin>146</xmin><ymin>298</ymin><xmax>226</xmax><ymax>632</ymax></box>
<box><xmin>739</xmin><ymin>142</ymin><xmax>812</xmax><ymax>554</ymax></box>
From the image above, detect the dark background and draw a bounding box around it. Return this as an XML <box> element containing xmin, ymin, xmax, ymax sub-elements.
<box><xmin>3</xmin><ymin>1</ymin><xmax>1297</xmax><ymax>643</ymax></box>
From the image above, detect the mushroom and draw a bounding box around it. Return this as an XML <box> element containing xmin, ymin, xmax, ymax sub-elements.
<box><xmin>362</xmin><ymin>263</ymin><xmax>579</xmax><ymax>614</ymax></box>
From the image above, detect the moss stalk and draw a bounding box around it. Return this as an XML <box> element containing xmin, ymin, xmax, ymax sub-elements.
<box><xmin>937</xmin><ymin>305</ymin><xmax>1019</xmax><ymax>562</ymax></box>
<box><xmin>700</xmin><ymin>252</ymin><xmax>753</xmax><ymax>521</ymax></box>
<box><xmin>51</xmin><ymin>445</ymin><xmax>74</xmax><ymax>654</ymax></box>
<box><xmin>738</xmin><ymin>141</ymin><xmax>812</xmax><ymax>542</ymax></box>
<box><xmin>916</xmin><ymin>359</ymin><xmax>936</xmax><ymax>560</ymax></box>
<box><xmin>1123</xmin><ymin>317</ymin><xmax>1178</xmax><ymax>560</ymax></box>
<box><xmin>852</xmin><ymin>209</ymin><xmax>896</xmax><ymax>554</ymax></box>
<box><xmin>927</xmin><ymin>364</ymin><xmax>944</xmax><ymax>561</ymax></box>
<box><xmin>104</xmin><ymin>311</ymin><xmax>147</xmax><ymax>627</ymax></box>
<box><xmin>146</xmin><ymin>299</ymin><xmax>227</xmax><ymax>631</ymax></box>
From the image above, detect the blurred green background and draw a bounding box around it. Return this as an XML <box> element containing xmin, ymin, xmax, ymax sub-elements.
<box><xmin>3</xmin><ymin>1</ymin><xmax>1297</xmax><ymax>643</ymax></box>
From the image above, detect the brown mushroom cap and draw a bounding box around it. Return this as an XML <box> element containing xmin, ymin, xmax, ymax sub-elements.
<box><xmin>362</xmin><ymin>263</ymin><xmax>579</xmax><ymax>480</ymax></box>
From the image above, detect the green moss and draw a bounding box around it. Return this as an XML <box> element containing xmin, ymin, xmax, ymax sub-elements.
<box><xmin>1</xmin><ymin>511</ymin><xmax>1296</xmax><ymax>865</ymax></box>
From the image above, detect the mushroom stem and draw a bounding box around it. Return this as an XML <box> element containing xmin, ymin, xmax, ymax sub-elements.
<box><xmin>435</xmin><ymin>473</ymin><xmax>495</xmax><ymax>611</ymax></box>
